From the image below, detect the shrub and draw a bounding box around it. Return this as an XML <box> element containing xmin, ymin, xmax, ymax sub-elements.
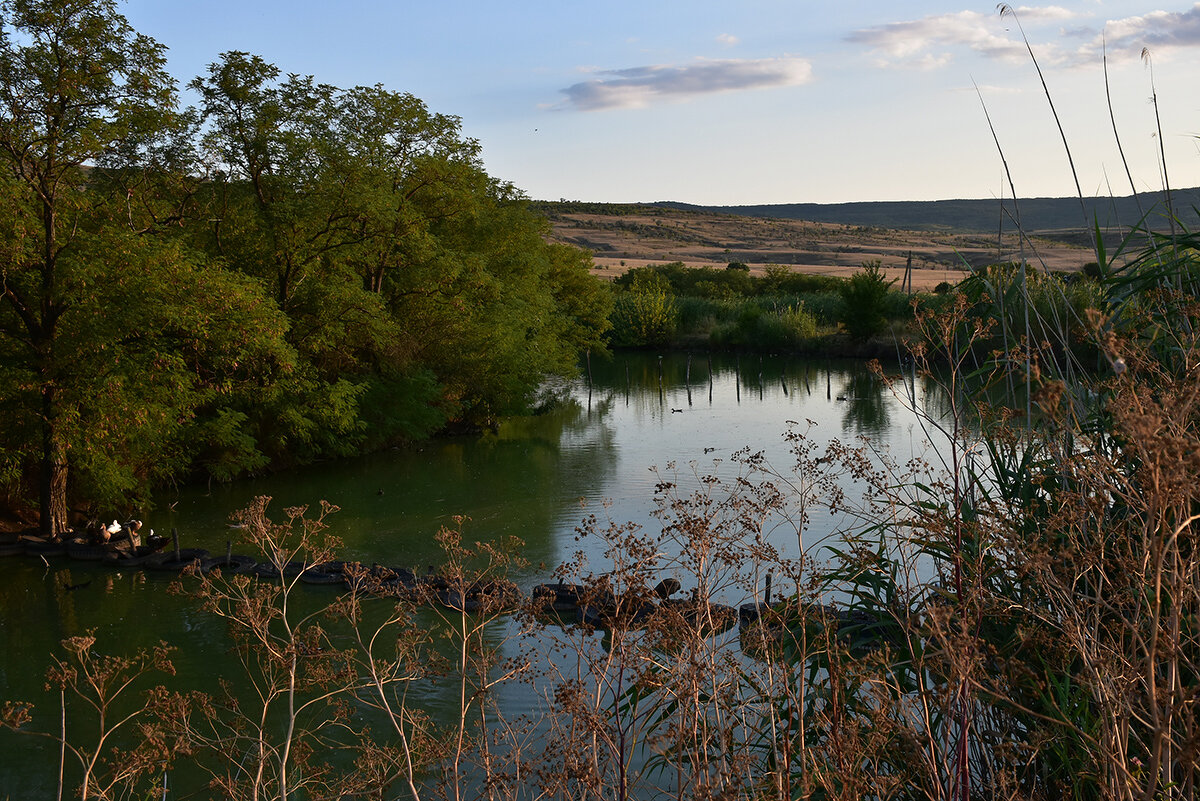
<box><xmin>706</xmin><ymin>301</ymin><xmax>818</xmax><ymax>349</ymax></box>
<box><xmin>838</xmin><ymin>260</ymin><xmax>897</xmax><ymax>340</ymax></box>
<box><xmin>609</xmin><ymin>272</ymin><xmax>677</xmax><ymax>348</ymax></box>
<box><xmin>761</xmin><ymin>266</ymin><xmax>843</xmax><ymax>295</ymax></box>
<box><xmin>780</xmin><ymin>303</ymin><xmax>819</xmax><ymax>341</ymax></box>
<box><xmin>794</xmin><ymin>290</ymin><xmax>843</xmax><ymax>324</ymax></box>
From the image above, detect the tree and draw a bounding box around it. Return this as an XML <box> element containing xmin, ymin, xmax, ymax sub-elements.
<box><xmin>191</xmin><ymin>54</ymin><xmax>611</xmax><ymax>434</ymax></box>
<box><xmin>838</xmin><ymin>260</ymin><xmax>896</xmax><ymax>341</ymax></box>
<box><xmin>610</xmin><ymin>270</ymin><xmax>676</xmax><ymax>348</ymax></box>
<box><xmin>0</xmin><ymin>0</ymin><xmax>181</xmax><ymax>535</ymax></box>
<box><xmin>0</xmin><ymin>13</ymin><xmax>613</xmax><ymax>526</ymax></box>
<box><xmin>0</xmin><ymin>1</ymin><xmax>293</xmax><ymax>530</ymax></box>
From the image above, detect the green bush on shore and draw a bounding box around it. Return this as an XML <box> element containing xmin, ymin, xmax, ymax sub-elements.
<box><xmin>608</xmin><ymin>261</ymin><xmax>916</xmax><ymax>351</ymax></box>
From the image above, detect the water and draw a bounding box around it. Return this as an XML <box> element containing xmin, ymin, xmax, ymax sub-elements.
<box><xmin>0</xmin><ymin>353</ymin><xmax>944</xmax><ymax>795</ymax></box>
<box><xmin>150</xmin><ymin>354</ymin><xmax>933</xmax><ymax>569</ymax></box>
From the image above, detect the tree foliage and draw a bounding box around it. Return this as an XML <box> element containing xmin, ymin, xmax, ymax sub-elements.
<box><xmin>0</xmin><ymin>3</ymin><xmax>611</xmax><ymax>527</ymax></box>
<box><xmin>610</xmin><ymin>269</ymin><xmax>677</xmax><ymax>348</ymax></box>
<box><xmin>838</xmin><ymin>260</ymin><xmax>896</xmax><ymax>341</ymax></box>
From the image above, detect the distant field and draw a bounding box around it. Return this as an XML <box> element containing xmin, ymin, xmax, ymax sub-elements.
<box><xmin>539</xmin><ymin>203</ymin><xmax>1100</xmax><ymax>291</ymax></box>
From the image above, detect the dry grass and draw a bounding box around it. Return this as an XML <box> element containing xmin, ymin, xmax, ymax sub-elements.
<box><xmin>543</xmin><ymin>206</ymin><xmax>1095</xmax><ymax>291</ymax></box>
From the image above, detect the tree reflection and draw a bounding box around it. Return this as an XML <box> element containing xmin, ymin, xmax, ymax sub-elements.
<box><xmin>837</xmin><ymin>369</ymin><xmax>891</xmax><ymax>437</ymax></box>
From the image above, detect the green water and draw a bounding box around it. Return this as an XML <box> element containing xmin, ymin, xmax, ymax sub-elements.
<box><xmin>0</xmin><ymin>353</ymin><xmax>940</xmax><ymax>796</ymax></box>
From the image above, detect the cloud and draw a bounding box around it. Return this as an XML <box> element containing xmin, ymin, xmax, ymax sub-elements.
<box><xmin>716</xmin><ymin>33</ymin><xmax>740</xmax><ymax>47</ymax></box>
<box><xmin>1008</xmin><ymin>5</ymin><xmax>1077</xmax><ymax>22</ymax></box>
<box><xmin>1099</xmin><ymin>4</ymin><xmax>1200</xmax><ymax>56</ymax></box>
<box><xmin>848</xmin><ymin>6</ymin><xmax>1086</xmax><ymax>69</ymax></box>
<box><xmin>848</xmin><ymin>10</ymin><xmax>1027</xmax><ymax>68</ymax></box>
<box><xmin>851</xmin><ymin>4</ymin><xmax>1200</xmax><ymax>71</ymax></box>
<box><xmin>559</xmin><ymin>57</ymin><xmax>813</xmax><ymax>111</ymax></box>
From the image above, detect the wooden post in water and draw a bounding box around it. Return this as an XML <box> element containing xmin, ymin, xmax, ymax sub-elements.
<box><xmin>736</xmin><ymin>355</ymin><xmax>741</xmax><ymax>403</ymax></box>
<box><xmin>826</xmin><ymin>363</ymin><xmax>832</xmax><ymax>400</ymax></box>
<box><xmin>708</xmin><ymin>355</ymin><xmax>713</xmax><ymax>404</ymax></box>
<box><xmin>804</xmin><ymin>365</ymin><xmax>811</xmax><ymax>395</ymax></box>
<box><xmin>585</xmin><ymin>349</ymin><xmax>592</xmax><ymax>389</ymax></box>
<box><xmin>658</xmin><ymin>355</ymin><xmax>664</xmax><ymax>405</ymax></box>
<box><xmin>172</xmin><ymin>527</ymin><xmax>180</xmax><ymax>561</ymax></box>
<box><xmin>686</xmin><ymin>353</ymin><xmax>693</xmax><ymax>406</ymax></box>
<box><xmin>781</xmin><ymin>370</ymin><xmax>788</xmax><ymax>396</ymax></box>
<box><xmin>758</xmin><ymin>357</ymin><xmax>764</xmax><ymax>401</ymax></box>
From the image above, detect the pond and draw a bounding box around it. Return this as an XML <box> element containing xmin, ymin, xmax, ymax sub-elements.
<box><xmin>0</xmin><ymin>352</ymin><xmax>951</xmax><ymax>796</ymax></box>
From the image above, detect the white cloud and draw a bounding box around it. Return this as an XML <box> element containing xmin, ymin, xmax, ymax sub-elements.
<box><xmin>716</xmin><ymin>33</ymin><xmax>739</xmax><ymax>47</ymax></box>
<box><xmin>848</xmin><ymin>10</ymin><xmax>1031</xmax><ymax>68</ymax></box>
<box><xmin>852</xmin><ymin>4</ymin><xmax>1200</xmax><ymax>71</ymax></box>
<box><xmin>1010</xmin><ymin>5</ymin><xmax>1078</xmax><ymax>22</ymax></box>
<box><xmin>848</xmin><ymin>5</ymin><xmax>1098</xmax><ymax>69</ymax></box>
<box><xmin>559</xmin><ymin>56</ymin><xmax>813</xmax><ymax>111</ymax></box>
<box><xmin>1099</xmin><ymin>4</ymin><xmax>1200</xmax><ymax>58</ymax></box>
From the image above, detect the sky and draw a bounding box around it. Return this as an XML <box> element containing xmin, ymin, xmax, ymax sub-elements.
<box><xmin>121</xmin><ymin>1</ymin><xmax>1200</xmax><ymax>206</ymax></box>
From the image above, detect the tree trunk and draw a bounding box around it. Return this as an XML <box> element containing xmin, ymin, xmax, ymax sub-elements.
<box><xmin>39</xmin><ymin>386</ymin><xmax>69</xmax><ymax>539</ymax></box>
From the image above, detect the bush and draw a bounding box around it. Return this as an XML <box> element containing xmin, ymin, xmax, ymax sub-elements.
<box><xmin>780</xmin><ymin>303</ymin><xmax>818</xmax><ymax>341</ymax></box>
<box><xmin>760</xmin><ymin>265</ymin><xmax>843</xmax><ymax>295</ymax></box>
<box><xmin>609</xmin><ymin>272</ymin><xmax>677</xmax><ymax>348</ymax></box>
<box><xmin>617</xmin><ymin>262</ymin><xmax>840</xmax><ymax>302</ymax></box>
<box><xmin>838</xmin><ymin>260</ymin><xmax>897</xmax><ymax>341</ymax></box>
<box><xmin>793</xmin><ymin>291</ymin><xmax>842</xmax><ymax>324</ymax></box>
<box><xmin>957</xmin><ymin>263</ymin><xmax>1104</xmax><ymax>360</ymax></box>
<box><xmin>706</xmin><ymin>301</ymin><xmax>818</xmax><ymax>349</ymax></box>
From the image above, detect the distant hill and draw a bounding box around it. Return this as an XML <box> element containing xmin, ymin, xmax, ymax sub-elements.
<box><xmin>653</xmin><ymin>188</ymin><xmax>1200</xmax><ymax>234</ymax></box>
<box><xmin>536</xmin><ymin>201</ymin><xmax>1103</xmax><ymax>290</ymax></box>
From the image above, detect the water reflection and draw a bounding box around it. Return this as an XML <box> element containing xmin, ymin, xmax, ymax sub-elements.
<box><xmin>593</xmin><ymin>353</ymin><xmax>906</xmax><ymax>442</ymax></box>
<box><xmin>836</xmin><ymin>370</ymin><xmax>891</xmax><ymax>437</ymax></box>
<box><xmin>149</xmin><ymin>392</ymin><xmax>620</xmax><ymax>578</ymax></box>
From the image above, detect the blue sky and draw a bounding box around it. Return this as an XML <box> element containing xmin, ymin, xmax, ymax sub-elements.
<box><xmin>123</xmin><ymin>1</ymin><xmax>1200</xmax><ymax>205</ymax></box>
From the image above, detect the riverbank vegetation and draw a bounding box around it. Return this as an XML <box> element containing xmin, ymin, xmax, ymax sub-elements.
<box><xmin>604</xmin><ymin>256</ymin><xmax>1102</xmax><ymax>362</ymax></box>
<box><xmin>0</xmin><ymin>0</ymin><xmax>612</xmax><ymax>536</ymax></box>
<box><xmin>607</xmin><ymin>259</ymin><xmax>906</xmax><ymax>352</ymax></box>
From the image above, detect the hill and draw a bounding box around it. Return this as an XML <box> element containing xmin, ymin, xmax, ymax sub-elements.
<box><xmin>652</xmin><ymin>188</ymin><xmax>1200</xmax><ymax>233</ymax></box>
<box><xmin>536</xmin><ymin>201</ymin><xmax>1116</xmax><ymax>291</ymax></box>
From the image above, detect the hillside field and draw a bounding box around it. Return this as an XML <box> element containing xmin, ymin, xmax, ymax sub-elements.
<box><xmin>539</xmin><ymin>202</ymin><xmax>1112</xmax><ymax>291</ymax></box>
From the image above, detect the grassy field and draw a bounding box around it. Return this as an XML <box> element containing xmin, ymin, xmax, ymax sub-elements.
<box><xmin>539</xmin><ymin>202</ymin><xmax>1099</xmax><ymax>291</ymax></box>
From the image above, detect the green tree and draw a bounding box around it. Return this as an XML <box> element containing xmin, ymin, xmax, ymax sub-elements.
<box><xmin>0</xmin><ymin>1</ymin><xmax>293</xmax><ymax>528</ymax></box>
<box><xmin>191</xmin><ymin>54</ymin><xmax>611</xmax><ymax>434</ymax></box>
<box><xmin>610</xmin><ymin>270</ymin><xmax>677</xmax><ymax>348</ymax></box>
<box><xmin>0</xmin><ymin>12</ymin><xmax>613</xmax><ymax>526</ymax></box>
<box><xmin>394</xmin><ymin>184</ymin><xmax>610</xmax><ymax>425</ymax></box>
<box><xmin>0</xmin><ymin>0</ymin><xmax>182</xmax><ymax>534</ymax></box>
<box><xmin>838</xmin><ymin>260</ymin><xmax>896</xmax><ymax>341</ymax></box>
